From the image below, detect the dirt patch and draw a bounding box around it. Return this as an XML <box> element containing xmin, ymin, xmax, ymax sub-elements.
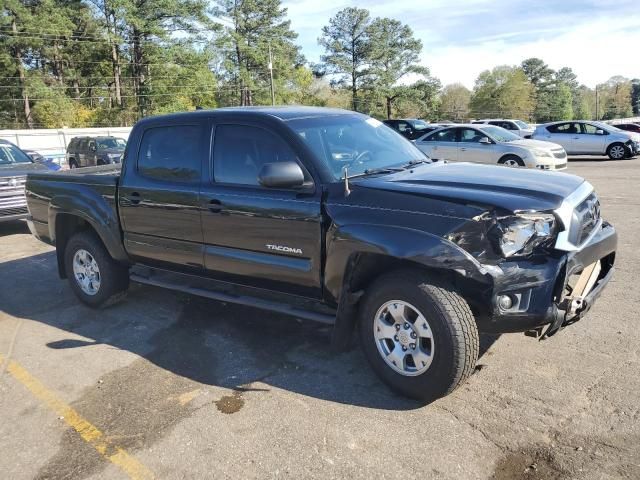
<box><xmin>215</xmin><ymin>390</ymin><xmax>244</xmax><ymax>414</ymax></box>
<box><xmin>492</xmin><ymin>447</ymin><xmax>566</xmax><ymax>480</ymax></box>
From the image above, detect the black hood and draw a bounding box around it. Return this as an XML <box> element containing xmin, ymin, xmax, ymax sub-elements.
<box><xmin>0</xmin><ymin>161</ymin><xmax>48</xmax><ymax>176</ymax></box>
<box><xmin>354</xmin><ymin>162</ymin><xmax>585</xmax><ymax>213</ymax></box>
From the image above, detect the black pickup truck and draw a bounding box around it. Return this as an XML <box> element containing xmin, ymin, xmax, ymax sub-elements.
<box><xmin>25</xmin><ymin>107</ymin><xmax>617</xmax><ymax>401</ymax></box>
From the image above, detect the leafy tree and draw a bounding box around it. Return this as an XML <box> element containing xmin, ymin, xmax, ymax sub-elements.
<box><xmin>521</xmin><ymin>57</ymin><xmax>554</xmax><ymax>87</ymax></box>
<box><xmin>438</xmin><ymin>83</ymin><xmax>470</xmax><ymax>121</ymax></box>
<box><xmin>597</xmin><ymin>76</ymin><xmax>632</xmax><ymax>120</ymax></box>
<box><xmin>366</xmin><ymin>17</ymin><xmax>427</xmax><ymax>118</ymax></box>
<box><xmin>470</xmin><ymin>66</ymin><xmax>533</xmax><ymax>119</ymax></box>
<box><xmin>213</xmin><ymin>0</ymin><xmax>301</xmax><ymax>107</ymax></box>
<box><xmin>631</xmin><ymin>79</ymin><xmax>640</xmax><ymax>116</ymax></box>
<box><xmin>318</xmin><ymin>7</ymin><xmax>372</xmax><ymax>111</ymax></box>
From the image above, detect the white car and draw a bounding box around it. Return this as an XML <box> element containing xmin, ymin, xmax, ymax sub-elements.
<box><xmin>532</xmin><ymin>121</ymin><xmax>640</xmax><ymax>160</ymax></box>
<box><xmin>472</xmin><ymin>119</ymin><xmax>534</xmax><ymax>138</ymax></box>
<box><xmin>415</xmin><ymin>124</ymin><xmax>567</xmax><ymax>170</ymax></box>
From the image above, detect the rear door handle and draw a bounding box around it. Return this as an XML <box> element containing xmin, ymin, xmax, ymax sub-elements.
<box><xmin>126</xmin><ymin>192</ymin><xmax>141</xmax><ymax>205</ymax></box>
<box><xmin>208</xmin><ymin>199</ymin><xmax>223</xmax><ymax>213</ymax></box>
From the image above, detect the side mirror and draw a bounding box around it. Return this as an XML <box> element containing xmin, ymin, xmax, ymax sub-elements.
<box><xmin>90</xmin><ymin>144</ymin><xmax>97</xmax><ymax>152</ymax></box>
<box><xmin>479</xmin><ymin>137</ymin><xmax>492</xmax><ymax>144</ymax></box>
<box><xmin>595</xmin><ymin>129</ymin><xmax>605</xmax><ymax>135</ymax></box>
<box><xmin>258</xmin><ymin>161</ymin><xmax>305</xmax><ymax>189</ymax></box>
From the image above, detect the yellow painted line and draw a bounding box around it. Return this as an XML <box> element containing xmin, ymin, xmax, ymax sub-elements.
<box><xmin>0</xmin><ymin>354</ymin><xmax>154</xmax><ymax>480</ymax></box>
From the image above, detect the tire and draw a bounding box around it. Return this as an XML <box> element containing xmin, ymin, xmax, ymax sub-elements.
<box><xmin>607</xmin><ymin>143</ymin><xmax>627</xmax><ymax>160</ymax></box>
<box><xmin>64</xmin><ymin>230</ymin><xmax>129</xmax><ymax>308</ymax></box>
<box><xmin>69</xmin><ymin>159</ymin><xmax>78</xmax><ymax>169</ymax></box>
<box><xmin>498</xmin><ymin>155</ymin><xmax>525</xmax><ymax>167</ymax></box>
<box><xmin>358</xmin><ymin>269</ymin><xmax>479</xmax><ymax>402</ymax></box>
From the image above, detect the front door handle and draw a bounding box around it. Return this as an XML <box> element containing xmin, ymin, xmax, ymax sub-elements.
<box><xmin>208</xmin><ymin>199</ymin><xmax>223</xmax><ymax>213</ymax></box>
<box><xmin>572</xmin><ymin>137</ymin><xmax>580</xmax><ymax>139</ymax></box>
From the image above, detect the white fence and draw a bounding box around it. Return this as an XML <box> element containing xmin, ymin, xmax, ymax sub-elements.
<box><xmin>0</xmin><ymin>127</ymin><xmax>132</xmax><ymax>167</ymax></box>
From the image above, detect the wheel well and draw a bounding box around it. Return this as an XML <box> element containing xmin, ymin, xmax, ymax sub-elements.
<box><xmin>498</xmin><ymin>153</ymin><xmax>521</xmax><ymax>163</ymax></box>
<box><xmin>346</xmin><ymin>253</ymin><xmax>487</xmax><ymax>314</ymax></box>
<box><xmin>331</xmin><ymin>252</ymin><xmax>488</xmax><ymax>351</ymax></box>
<box><xmin>54</xmin><ymin>214</ymin><xmax>97</xmax><ymax>278</ymax></box>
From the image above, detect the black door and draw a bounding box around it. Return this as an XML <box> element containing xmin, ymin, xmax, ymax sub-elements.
<box><xmin>199</xmin><ymin>123</ymin><xmax>323</xmax><ymax>298</ymax></box>
<box><xmin>119</xmin><ymin>121</ymin><xmax>209</xmax><ymax>270</ymax></box>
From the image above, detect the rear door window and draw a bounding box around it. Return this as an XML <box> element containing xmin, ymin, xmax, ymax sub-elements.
<box><xmin>137</xmin><ymin>125</ymin><xmax>203</xmax><ymax>183</ymax></box>
<box><xmin>425</xmin><ymin>128</ymin><xmax>457</xmax><ymax>142</ymax></box>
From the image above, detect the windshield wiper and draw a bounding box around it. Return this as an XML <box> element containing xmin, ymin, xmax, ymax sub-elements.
<box><xmin>402</xmin><ymin>159</ymin><xmax>430</xmax><ymax>168</ymax></box>
<box><xmin>348</xmin><ymin>167</ymin><xmax>403</xmax><ymax>178</ymax></box>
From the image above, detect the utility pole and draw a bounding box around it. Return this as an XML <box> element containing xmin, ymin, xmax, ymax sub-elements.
<box><xmin>268</xmin><ymin>43</ymin><xmax>275</xmax><ymax>106</ymax></box>
<box><xmin>595</xmin><ymin>85</ymin><xmax>599</xmax><ymax>120</ymax></box>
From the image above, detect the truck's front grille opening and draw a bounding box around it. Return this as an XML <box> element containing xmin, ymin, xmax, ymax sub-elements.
<box><xmin>0</xmin><ymin>206</ymin><xmax>28</xmax><ymax>217</ymax></box>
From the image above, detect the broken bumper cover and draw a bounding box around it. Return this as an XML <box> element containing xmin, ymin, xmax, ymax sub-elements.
<box><xmin>479</xmin><ymin>221</ymin><xmax>617</xmax><ymax>335</ymax></box>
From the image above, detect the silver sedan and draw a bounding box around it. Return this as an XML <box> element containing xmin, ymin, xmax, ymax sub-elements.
<box><xmin>415</xmin><ymin>124</ymin><xmax>568</xmax><ymax>170</ymax></box>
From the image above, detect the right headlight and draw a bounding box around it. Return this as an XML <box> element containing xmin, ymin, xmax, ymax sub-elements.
<box><xmin>490</xmin><ymin>212</ymin><xmax>557</xmax><ymax>257</ymax></box>
<box><xmin>532</xmin><ymin>149</ymin><xmax>552</xmax><ymax>158</ymax></box>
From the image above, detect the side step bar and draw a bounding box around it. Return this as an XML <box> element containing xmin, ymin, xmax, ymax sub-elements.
<box><xmin>130</xmin><ymin>273</ymin><xmax>336</xmax><ymax>325</ymax></box>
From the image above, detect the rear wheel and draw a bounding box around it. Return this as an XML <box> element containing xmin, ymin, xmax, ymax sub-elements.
<box><xmin>68</xmin><ymin>159</ymin><xmax>77</xmax><ymax>169</ymax></box>
<box><xmin>64</xmin><ymin>231</ymin><xmax>129</xmax><ymax>308</ymax></box>
<box><xmin>358</xmin><ymin>270</ymin><xmax>479</xmax><ymax>402</ymax></box>
<box><xmin>607</xmin><ymin>143</ymin><xmax>627</xmax><ymax>160</ymax></box>
<box><xmin>498</xmin><ymin>155</ymin><xmax>525</xmax><ymax>167</ymax></box>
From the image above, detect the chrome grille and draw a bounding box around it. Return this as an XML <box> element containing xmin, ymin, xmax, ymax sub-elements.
<box><xmin>572</xmin><ymin>192</ymin><xmax>601</xmax><ymax>245</ymax></box>
<box><xmin>0</xmin><ymin>176</ymin><xmax>27</xmax><ymax>216</ymax></box>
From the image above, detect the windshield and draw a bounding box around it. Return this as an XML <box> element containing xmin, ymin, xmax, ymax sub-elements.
<box><xmin>0</xmin><ymin>143</ymin><xmax>32</xmax><ymax>165</ymax></box>
<box><xmin>97</xmin><ymin>138</ymin><xmax>125</xmax><ymax>150</ymax></box>
<box><xmin>479</xmin><ymin>125</ymin><xmax>521</xmax><ymax>142</ymax></box>
<box><xmin>288</xmin><ymin>114</ymin><xmax>429</xmax><ymax>180</ymax></box>
<box><xmin>514</xmin><ymin>120</ymin><xmax>530</xmax><ymax>129</ymax></box>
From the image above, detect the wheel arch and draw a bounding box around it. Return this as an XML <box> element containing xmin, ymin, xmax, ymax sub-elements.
<box><xmin>327</xmin><ymin>223</ymin><xmax>490</xmax><ymax>350</ymax></box>
<box><xmin>49</xmin><ymin>196</ymin><xmax>129</xmax><ymax>278</ymax></box>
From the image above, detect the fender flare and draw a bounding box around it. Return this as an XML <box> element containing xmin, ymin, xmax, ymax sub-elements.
<box><xmin>326</xmin><ymin>223</ymin><xmax>490</xmax><ymax>350</ymax></box>
<box><xmin>49</xmin><ymin>193</ymin><xmax>129</xmax><ymax>276</ymax></box>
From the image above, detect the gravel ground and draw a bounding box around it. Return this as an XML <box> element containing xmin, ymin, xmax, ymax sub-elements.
<box><xmin>1</xmin><ymin>157</ymin><xmax>639</xmax><ymax>480</ymax></box>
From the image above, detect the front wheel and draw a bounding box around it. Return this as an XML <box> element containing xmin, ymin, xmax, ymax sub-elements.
<box><xmin>607</xmin><ymin>143</ymin><xmax>627</xmax><ymax>160</ymax></box>
<box><xmin>498</xmin><ymin>155</ymin><xmax>525</xmax><ymax>167</ymax></box>
<box><xmin>64</xmin><ymin>231</ymin><xmax>129</xmax><ymax>308</ymax></box>
<box><xmin>358</xmin><ymin>270</ymin><xmax>479</xmax><ymax>402</ymax></box>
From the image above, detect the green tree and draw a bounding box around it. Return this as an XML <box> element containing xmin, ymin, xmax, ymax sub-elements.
<box><xmin>213</xmin><ymin>0</ymin><xmax>301</xmax><ymax>106</ymax></box>
<box><xmin>438</xmin><ymin>83</ymin><xmax>470</xmax><ymax>121</ymax></box>
<box><xmin>470</xmin><ymin>66</ymin><xmax>534</xmax><ymax>119</ymax></box>
<box><xmin>366</xmin><ymin>17</ymin><xmax>427</xmax><ymax>118</ymax></box>
<box><xmin>318</xmin><ymin>7</ymin><xmax>371</xmax><ymax>111</ymax></box>
<box><xmin>597</xmin><ymin>76</ymin><xmax>632</xmax><ymax>120</ymax></box>
<box><xmin>630</xmin><ymin>79</ymin><xmax>639</xmax><ymax>116</ymax></box>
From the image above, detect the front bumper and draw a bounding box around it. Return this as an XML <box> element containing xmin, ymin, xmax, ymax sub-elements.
<box><xmin>478</xmin><ymin>221</ymin><xmax>617</xmax><ymax>336</ymax></box>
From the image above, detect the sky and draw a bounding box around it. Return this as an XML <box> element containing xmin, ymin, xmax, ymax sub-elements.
<box><xmin>282</xmin><ymin>0</ymin><xmax>640</xmax><ymax>88</ymax></box>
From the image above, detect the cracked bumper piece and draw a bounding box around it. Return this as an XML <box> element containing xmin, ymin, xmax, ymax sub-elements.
<box><xmin>478</xmin><ymin>221</ymin><xmax>617</xmax><ymax>335</ymax></box>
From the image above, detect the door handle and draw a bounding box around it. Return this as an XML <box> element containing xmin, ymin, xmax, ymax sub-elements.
<box><xmin>126</xmin><ymin>192</ymin><xmax>141</xmax><ymax>205</ymax></box>
<box><xmin>572</xmin><ymin>137</ymin><xmax>580</xmax><ymax>139</ymax></box>
<box><xmin>208</xmin><ymin>199</ymin><xmax>223</xmax><ymax>213</ymax></box>
<box><xmin>460</xmin><ymin>147</ymin><xmax>467</xmax><ymax>151</ymax></box>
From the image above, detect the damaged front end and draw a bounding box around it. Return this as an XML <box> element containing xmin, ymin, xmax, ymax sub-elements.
<box><xmin>446</xmin><ymin>182</ymin><xmax>617</xmax><ymax>338</ymax></box>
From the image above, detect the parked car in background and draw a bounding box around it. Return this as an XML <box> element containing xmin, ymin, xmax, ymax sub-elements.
<box><xmin>609</xmin><ymin>123</ymin><xmax>640</xmax><ymax>134</ymax></box>
<box><xmin>532</xmin><ymin>121</ymin><xmax>640</xmax><ymax>160</ymax></box>
<box><xmin>415</xmin><ymin>124</ymin><xmax>567</xmax><ymax>170</ymax></box>
<box><xmin>472</xmin><ymin>119</ymin><xmax>534</xmax><ymax>138</ymax></box>
<box><xmin>23</xmin><ymin>149</ymin><xmax>62</xmax><ymax>171</ymax></box>
<box><xmin>0</xmin><ymin>140</ymin><xmax>47</xmax><ymax>223</ymax></box>
<box><xmin>383</xmin><ymin>119</ymin><xmax>440</xmax><ymax>140</ymax></box>
<box><xmin>66</xmin><ymin>136</ymin><xmax>126</xmax><ymax>169</ymax></box>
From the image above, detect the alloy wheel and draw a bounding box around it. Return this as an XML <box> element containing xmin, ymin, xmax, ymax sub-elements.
<box><xmin>72</xmin><ymin>249</ymin><xmax>101</xmax><ymax>295</ymax></box>
<box><xmin>373</xmin><ymin>300</ymin><xmax>435</xmax><ymax>376</ymax></box>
